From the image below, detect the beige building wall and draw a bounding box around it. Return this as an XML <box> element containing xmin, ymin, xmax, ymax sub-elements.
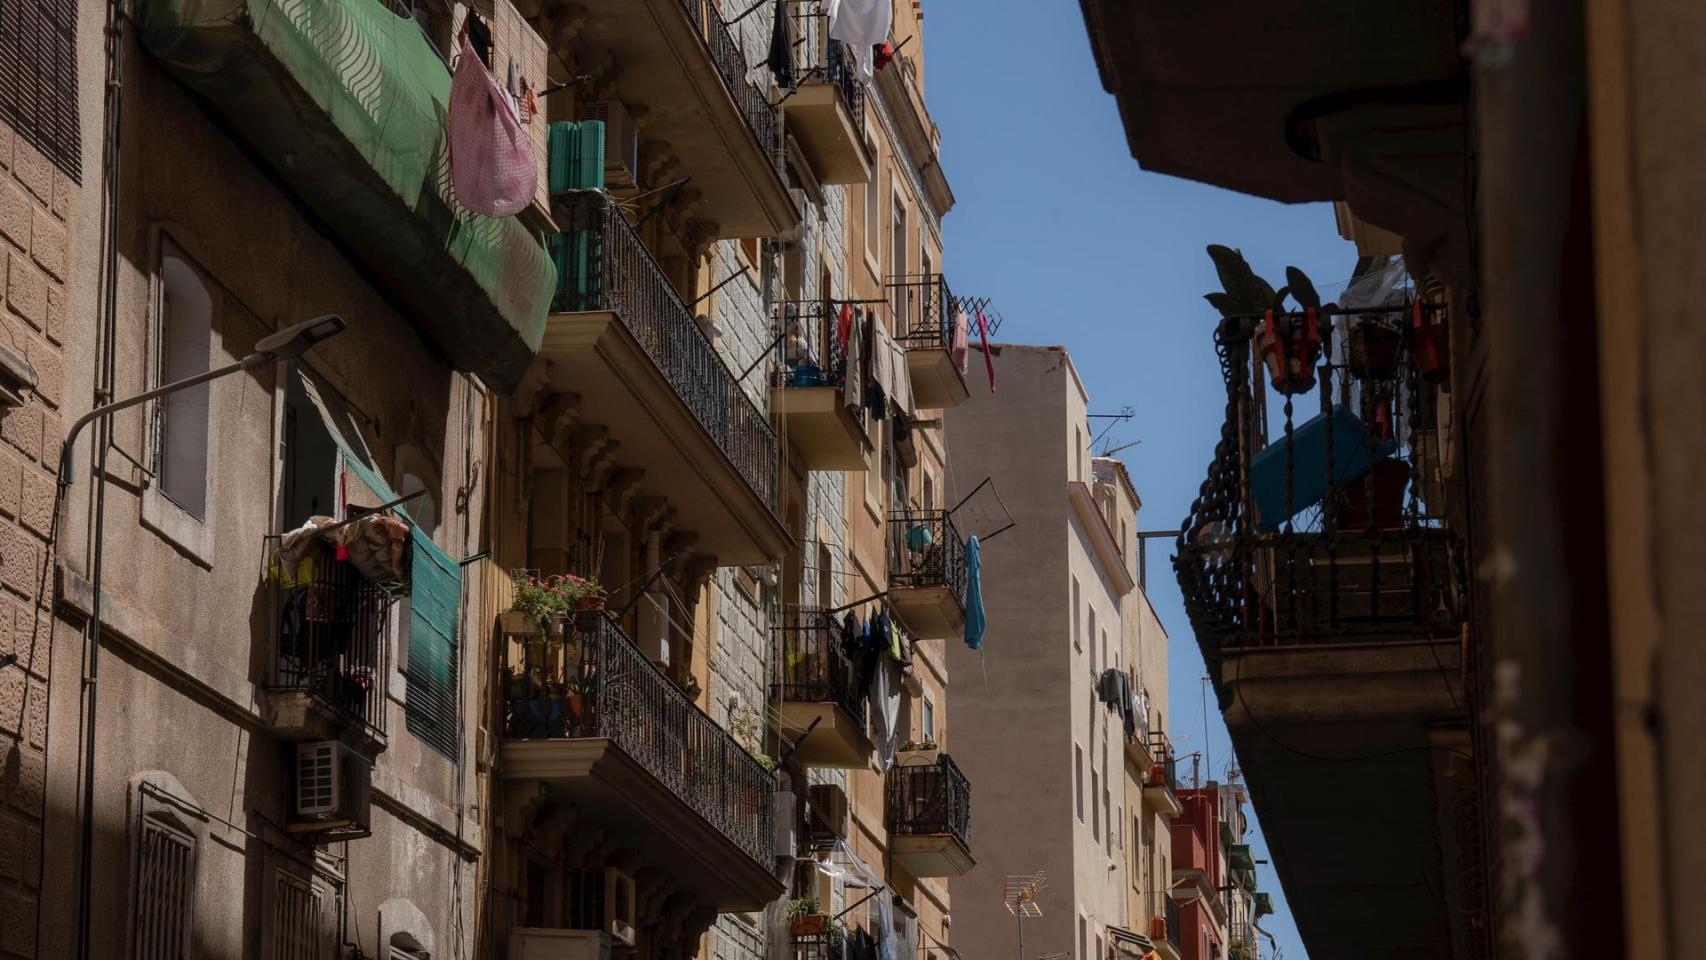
<box><xmin>944</xmin><ymin>345</ymin><xmax>1170</xmax><ymax>960</ymax></box>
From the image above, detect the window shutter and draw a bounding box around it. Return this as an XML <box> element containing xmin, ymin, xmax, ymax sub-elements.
<box><xmin>0</xmin><ymin>0</ymin><xmax>81</xmax><ymax>180</ymax></box>
<box><xmin>405</xmin><ymin>529</ymin><xmax>462</xmax><ymax>760</ymax></box>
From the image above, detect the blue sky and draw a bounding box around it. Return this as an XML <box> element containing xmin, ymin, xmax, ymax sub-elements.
<box><xmin>928</xmin><ymin>3</ymin><xmax>1360</xmax><ymax>958</ymax></box>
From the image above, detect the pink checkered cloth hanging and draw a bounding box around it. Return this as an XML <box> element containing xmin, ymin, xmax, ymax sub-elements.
<box><xmin>448</xmin><ymin>34</ymin><xmax>535</xmax><ymax>218</ymax></box>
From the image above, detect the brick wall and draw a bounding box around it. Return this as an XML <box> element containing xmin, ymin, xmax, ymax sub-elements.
<box><xmin>0</xmin><ymin>126</ymin><xmax>73</xmax><ymax>960</ymax></box>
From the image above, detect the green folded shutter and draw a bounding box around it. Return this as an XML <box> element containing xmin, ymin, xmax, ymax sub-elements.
<box><xmin>547</xmin><ymin>121</ymin><xmax>604</xmax><ymax>311</ymax></box>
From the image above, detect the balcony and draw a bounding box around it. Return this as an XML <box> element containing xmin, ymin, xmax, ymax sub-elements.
<box><xmin>1173</xmin><ymin>305</ymin><xmax>1470</xmax><ymax>958</ymax></box>
<box><xmin>538</xmin><ymin>192</ymin><xmax>789</xmax><ymax>564</ymax></box>
<box><xmin>887</xmin><ymin>510</ymin><xmax>967</xmax><ymax>640</ymax></box>
<box><xmin>1155</xmin><ymin>897</ymin><xmax>1183</xmax><ymax>960</ymax></box>
<box><xmin>770</xmin><ymin>301</ymin><xmax>871</xmax><ymax>471</ymax></box>
<box><xmin>264</xmin><ymin>535</ymin><xmax>394</xmax><ymax>757</ymax></box>
<box><xmin>559</xmin><ymin>0</ymin><xmax>798</xmax><ymax>237</ymax></box>
<box><xmin>886</xmin><ymin>754</ymin><xmax>974</xmax><ymax>877</ymax></box>
<box><xmin>1142</xmin><ymin>732</ymin><xmax>1183</xmax><ymax>818</ymax></box>
<box><xmin>784</xmin><ymin>36</ymin><xmax>872</xmax><ymax>184</ymax></box>
<box><xmin>886</xmin><ymin>274</ymin><xmax>976</xmax><ymax>410</ymax></box>
<box><xmin>135</xmin><ymin>0</ymin><xmax>556</xmax><ymax>392</ymax></box>
<box><xmin>500</xmin><ymin>614</ymin><xmax>783</xmax><ymax>912</ymax></box>
<box><xmin>772</xmin><ymin>607</ymin><xmax>874</xmax><ymax>769</ymax></box>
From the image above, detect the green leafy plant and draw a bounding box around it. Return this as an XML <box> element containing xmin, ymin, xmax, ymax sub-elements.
<box><xmin>1228</xmin><ymin>940</ymin><xmax>1257</xmax><ymax>960</ymax></box>
<box><xmin>786</xmin><ymin>897</ymin><xmax>822</xmax><ymax>919</ymax></box>
<box><xmin>511</xmin><ymin>573</ymin><xmax>605</xmax><ymax>633</ymax></box>
<box><xmin>899</xmin><ymin>738</ymin><xmax>938</xmax><ymax>752</ymax></box>
<box><xmin>1202</xmin><ymin>245</ymin><xmax>1330</xmax><ymax>318</ymax></box>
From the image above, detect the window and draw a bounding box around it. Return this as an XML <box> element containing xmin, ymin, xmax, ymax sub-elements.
<box><xmin>1074</xmin><ymin>427</ymin><xmax>1083</xmax><ymax>481</ymax></box>
<box><xmin>817</xmin><ymin>541</ymin><xmax>833</xmax><ymax>608</ymax></box>
<box><xmin>155</xmin><ymin>246</ymin><xmax>215</xmax><ymax>520</ymax></box>
<box><xmin>923</xmin><ymin>470</ymin><xmax>935</xmax><ymax>511</ymax></box>
<box><xmin>267</xmin><ymin>868</ymin><xmax>338</xmax><ymax>960</ymax></box>
<box><xmin>1096</xmin><ymin>934</ymin><xmax>1104</xmax><ymax>960</ymax></box>
<box><xmin>864</xmin><ymin>164</ymin><xmax>881</xmax><ymax>261</ymax></box>
<box><xmin>1072</xmin><ymin>578</ymin><xmax>1082</xmax><ymax>652</ymax></box>
<box><xmin>133</xmin><ymin>813</ymin><xmax>197</xmax><ymax>959</ymax></box>
<box><xmin>1078</xmin><ymin>915</ymin><xmax>1087</xmax><ymax>960</ymax></box>
<box><xmin>923</xmin><ymin>697</ymin><xmax>935</xmax><ymax>740</ymax></box>
<box><xmin>1088</xmin><ymin>608</ymin><xmax>1098</xmax><ymax>673</ymax></box>
<box><xmin>1120</xmin><ymin>519</ymin><xmax>1128</xmax><ymax>559</ymax></box>
<box><xmin>891</xmin><ymin>197</ymin><xmax>909</xmax><ymax>331</ymax></box>
<box><xmin>1104</xmin><ymin>787</ymin><xmax>1113</xmax><ymax>856</ymax></box>
<box><xmin>0</xmin><ymin>0</ymin><xmax>81</xmax><ymax>180</ymax></box>
<box><xmin>1091</xmin><ymin>769</ymin><xmax>1101</xmax><ymax>840</ymax></box>
<box><xmin>1074</xmin><ymin>744</ymin><xmax>1084</xmax><ymax>822</ymax></box>
<box><xmin>1102</xmin><ymin>629</ymin><xmax>1110</xmax><ymax>680</ymax></box>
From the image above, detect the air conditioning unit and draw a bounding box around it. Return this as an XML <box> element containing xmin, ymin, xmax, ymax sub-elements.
<box><xmin>569</xmin><ymin>870</ymin><xmax>637</xmax><ymax>949</ymax></box>
<box><xmin>778</xmin><ymin>189</ymin><xmax>813</xmax><ymax>247</ymax></box>
<box><xmin>807</xmin><ymin>783</ymin><xmax>850</xmax><ymax>842</ymax></box>
<box><xmin>510</xmin><ymin>929</ymin><xmax>615</xmax><ymax>960</ymax></box>
<box><xmin>289</xmin><ymin>741</ymin><xmax>372</xmax><ymax>839</ymax></box>
<box><xmin>585</xmin><ymin>102</ymin><xmax>639</xmax><ymax>189</ymax></box>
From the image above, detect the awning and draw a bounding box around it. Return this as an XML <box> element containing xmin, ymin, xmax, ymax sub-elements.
<box><xmin>136</xmin><ymin>0</ymin><xmax>557</xmax><ymax>393</ymax></box>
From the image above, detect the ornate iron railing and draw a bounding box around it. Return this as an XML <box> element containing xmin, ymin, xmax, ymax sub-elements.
<box><xmin>501</xmin><ymin>612</ymin><xmax>775</xmax><ymax>865</ymax></box>
<box><xmin>266</xmin><ymin>535</ymin><xmax>394</xmax><ymax>741</ymax></box>
<box><xmin>888</xmin><ymin>509</ymin><xmax>967</xmax><ymax>609</ymax></box>
<box><xmin>886</xmin><ymin>753</ymin><xmax>972</xmax><ymax>849</ymax></box>
<box><xmin>1163</xmin><ymin>897</ymin><xmax>1182</xmax><ymax>950</ymax></box>
<box><xmin>679</xmin><ymin>0</ymin><xmax>781</xmax><ymax>170</ymax></box>
<box><xmin>886</xmin><ymin>274</ymin><xmax>955</xmax><ymax>348</ymax></box>
<box><xmin>563</xmin><ymin>193</ymin><xmax>779</xmax><ymax>514</ymax></box>
<box><xmin>1175</xmin><ymin>305</ymin><xmax>1465</xmax><ymax>656</ymax></box>
<box><xmin>773</xmin><ymin>300</ymin><xmax>851</xmax><ymax>389</ymax></box>
<box><xmin>1146</xmin><ymin>731</ymin><xmax>1179</xmax><ymax>794</ymax></box>
<box><xmin>823</xmin><ymin>38</ymin><xmax>865</xmax><ymax>123</ymax></box>
<box><xmin>773</xmin><ymin>606</ymin><xmax>867</xmax><ymax>727</ymax></box>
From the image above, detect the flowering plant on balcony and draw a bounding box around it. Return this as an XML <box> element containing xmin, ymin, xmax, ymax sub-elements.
<box><xmin>508</xmin><ymin>573</ymin><xmax>607</xmax><ymax>635</ymax></box>
<box><xmin>896</xmin><ymin>738</ymin><xmax>939</xmax><ymax>766</ymax></box>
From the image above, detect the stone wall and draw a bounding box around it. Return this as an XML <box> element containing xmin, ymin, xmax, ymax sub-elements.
<box><xmin>0</xmin><ymin>125</ymin><xmax>73</xmax><ymax>960</ymax></box>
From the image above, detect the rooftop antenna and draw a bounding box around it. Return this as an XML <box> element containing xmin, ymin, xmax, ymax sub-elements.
<box><xmin>1003</xmin><ymin>873</ymin><xmax>1046</xmax><ymax>960</ymax></box>
<box><xmin>1101</xmin><ymin>437</ymin><xmax>1144</xmax><ymax>458</ymax></box>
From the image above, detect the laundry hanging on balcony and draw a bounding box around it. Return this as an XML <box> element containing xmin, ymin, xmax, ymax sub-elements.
<box><xmin>825</xmin><ymin>0</ymin><xmax>893</xmax><ymax>83</ymax></box>
<box><xmin>964</xmin><ymin>535</ymin><xmax>986</xmax><ymax>650</ymax></box>
<box><xmin>767</xmin><ymin>0</ymin><xmax>797</xmax><ymax>90</ymax></box>
<box><xmin>975</xmin><ymin>307</ymin><xmax>997</xmax><ymax>393</ymax></box>
<box><xmin>448</xmin><ymin>30</ymin><xmax>536</xmax><ymax>218</ymax></box>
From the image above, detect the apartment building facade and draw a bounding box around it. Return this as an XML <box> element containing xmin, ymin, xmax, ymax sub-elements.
<box><xmin>942</xmin><ymin>344</ymin><xmax>1175</xmax><ymax>960</ymax></box>
<box><xmin>1169</xmin><ymin>781</ymin><xmax>1265</xmax><ymax>960</ymax></box>
<box><xmin>3</xmin><ymin>0</ymin><xmax>977</xmax><ymax>958</ymax></box>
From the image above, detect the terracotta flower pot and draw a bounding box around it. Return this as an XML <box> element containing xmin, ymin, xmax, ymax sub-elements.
<box><xmin>790</xmin><ymin>914</ymin><xmax>830</xmax><ymax>937</ymax></box>
<box><xmin>1347</xmin><ymin>321</ymin><xmax>1402</xmax><ymax>380</ymax></box>
<box><xmin>1256</xmin><ymin>309</ymin><xmax>1321</xmax><ymax>395</ymax></box>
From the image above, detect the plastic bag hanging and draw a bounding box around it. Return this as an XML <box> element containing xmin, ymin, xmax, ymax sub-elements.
<box><xmin>447</xmin><ymin>31</ymin><xmax>536</xmax><ymax>218</ymax></box>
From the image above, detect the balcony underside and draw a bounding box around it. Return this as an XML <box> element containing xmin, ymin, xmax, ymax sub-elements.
<box><xmin>550</xmin><ymin>0</ymin><xmax>798</xmax><ymax>237</ymax></box>
<box><xmin>777</xmin><ymin>700</ymin><xmax>872</xmax><ymax>770</ymax></box>
<box><xmin>889</xmin><ymin>585</ymin><xmax>964</xmax><ymax>641</ymax></box>
<box><xmin>265</xmin><ymin>691</ymin><xmax>386</xmax><ymax>759</ymax></box>
<box><xmin>529</xmin><ymin>311</ymin><xmax>790</xmax><ymax>565</ymax></box>
<box><xmin>907</xmin><ymin>347</ymin><xmax>971</xmax><ymax>410</ymax></box>
<box><xmin>770</xmin><ymin>386</ymin><xmax>870</xmax><ymax>471</ymax></box>
<box><xmin>501</xmin><ymin>738</ymin><xmax>784</xmax><ymax>913</ymax></box>
<box><xmin>890</xmin><ymin>833</ymin><xmax>975</xmax><ymax>878</ymax></box>
<box><xmin>136</xmin><ymin>0</ymin><xmax>555</xmax><ymax>393</ymax></box>
<box><xmin>1215</xmin><ymin>641</ymin><xmax>1470</xmax><ymax>960</ymax></box>
<box><xmin>786</xmin><ymin>83</ymin><xmax>872</xmax><ymax>185</ymax></box>
<box><xmin>1141</xmin><ymin>782</ymin><xmax>1182</xmax><ymax>819</ymax></box>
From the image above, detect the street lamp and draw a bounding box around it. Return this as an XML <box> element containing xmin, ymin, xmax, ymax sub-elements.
<box><xmin>57</xmin><ymin>314</ymin><xmax>346</xmax><ymax>487</ymax></box>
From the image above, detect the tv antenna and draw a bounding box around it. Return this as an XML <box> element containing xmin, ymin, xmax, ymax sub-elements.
<box><xmin>1003</xmin><ymin>873</ymin><xmax>1047</xmax><ymax>960</ymax></box>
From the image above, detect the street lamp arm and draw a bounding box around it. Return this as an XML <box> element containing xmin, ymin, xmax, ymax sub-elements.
<box><xmin>57</xmin><ymin>355</ymin><xmax>256</xmax><ymax>489</ymax></box>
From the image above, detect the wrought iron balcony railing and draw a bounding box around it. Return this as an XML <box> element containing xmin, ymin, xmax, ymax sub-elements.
<box><xmin>884</xmin><ymin>274</ymin><xmax>1003</xmax><ymax>351</ymax></box>
<box><xmin>889</xmin><ymin>509</ymin><xmax>968</xmax><ymax>607</ymax></box>
<box><xmin>1163</xmin><ymin>897</ymin><xmax>1182</xmax><ymax>950</ymax></box>
<box><xmin>1175</xmin><ymin>305</ymin><xmax>1465</xmax><ymax>656</ymax></box>
<box><xmin>267</xmin><ymin>535</ymin><xmax>394</xmax><ymax>742</ymax></box>
<box><xmin>773</xmin><ymin>300</ymin><xmax>851</xmax><ymax>390</ymax></box>
<box><xmin>501</xmin><ymin>612</ymin><xmax>775</xmax><ymax>864</ymax></box>
<box><xmin>679</xmin><ymin>0</ymin><xmax>781</xmax><ymax>169</ymax></box>
<box><xmin>773</xmin><ymin>606</ymin><xmax>867</xmax><ymax>728</ymax></box>
<box><xmin>887</xmin><ymin>753</ymin><xmax>972</xmax><ymax>849</ymax></box>
<box><xmin>561</xmin><ymin>193</ymin><xmax>779</xmax><ymax>513</ymax></box>
<box><xmin>1147</xmin><ymin>731</ymin><xmax>1179</xmax><ymax>793</ymax></box>
<box><xmin>823</xmin><ymin>38</ymin><xmax>865</xmax><ymax>123</ymax></box>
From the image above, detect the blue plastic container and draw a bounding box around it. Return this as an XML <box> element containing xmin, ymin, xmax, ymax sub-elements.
<box><xmin>1249</xmin><ymin>406</ymin><xmax>1395</xmax><ymax>530</ymax></box>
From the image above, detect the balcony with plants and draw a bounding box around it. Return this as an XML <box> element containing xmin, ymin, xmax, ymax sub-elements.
<box><xmin>551</xmin><ymin>0</ymin><xmax>797</xmax><ymax>237</ymax></box>
<box><xmin>134</xmin><ymin>0</ymin><xmax>556</xmax><ymax>392</ymax></box>
<box><xmin>770</xmin><ymin>301</ymin><xmax>872</xmax><ymax>472</ymax></box>
<box><xmin>772</xmin><ymin>606</ymin><xmax>874</xmax><ymax>769</ymax></box>
<box><xmin>887</xmin><ymin>509</ymin><xmax>968</xmax><ymax>640</ymax></box>
<box><xmin>1175</xmin><ymin>249</ymin><xmax>1465</xmax><ymax>657</ymax></box>
<box><xmin>886</xmin><ymin>753</ymin><xmax>974</xmax><ymax>877</ymax></box>
<box><xmin>497</xmin><ymin>580</ymin><xmax>783</xmax><ymax>912</ymax></box>
<box><xmin>263</xmin><ymin>518</ymin><xmax>410</xmax><ymax>757</ymax></box>
<box><xmin>536</xmin><ymin>187</ymin><xmax>789</xmax><ymax>565</ymax></box>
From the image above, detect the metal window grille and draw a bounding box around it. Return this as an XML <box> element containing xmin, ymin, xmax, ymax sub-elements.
<box><xmin>268</xmin><ymin>871</ymin><xmax>320</xmax><ymax>960</ymax></box>
<box><xmin>0</xmin><ymin>0</ymin><xmax>81</xmax><ymax>181</ymax></box>
<box><xmin>133</xmin><ymin>816</ymin><xmax>197</xmax><ymax>960</ymax></box>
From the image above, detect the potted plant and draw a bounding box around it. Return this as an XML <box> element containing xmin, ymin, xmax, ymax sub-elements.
<box><xmin>787</xmin><ymin>897</ymin><xmax>831</xmax><ymax>937</ymax></box>
<box><xmin>1411</xmin><ymin>299</ymin><xmax>1449</xmax><ymax>384</ymax></box>
<box><xmin>509</xmin><ymin>573</ymin><xmax>607</xmax><ymax>635</ymax></box>
<box><xmin>1347</xmin><ymin>317</ymin><xmax>1402</xmax><ymax>380</ymax></box>
<box><xmin>1203</xmin><ymin>249</ymin><xmax>1327</xmax><ymax>396</ymax></box>
<box><xmin>896</xmin><ymin>738</ymin><xmax>939</xmax><ymax>767</ymax></box>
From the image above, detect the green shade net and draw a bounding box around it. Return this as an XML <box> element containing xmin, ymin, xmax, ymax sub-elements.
<box><xmin>136</xmin><ymin>0</ymin><xmax>556</xmax><ymax>392</ymax></box>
